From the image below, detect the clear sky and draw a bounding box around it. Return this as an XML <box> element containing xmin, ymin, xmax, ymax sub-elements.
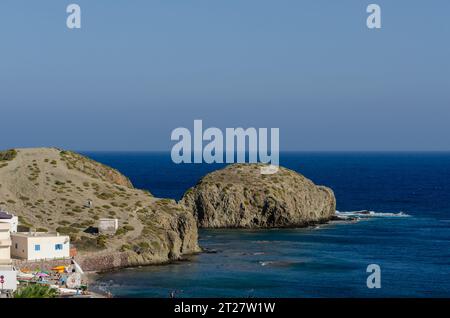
<box><xmin>0</xmin><ymin>0</ymin><xmax>449</xmax><ymax>151</ymax></box>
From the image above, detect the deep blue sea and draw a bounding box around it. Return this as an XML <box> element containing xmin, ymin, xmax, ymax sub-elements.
<box><xmin>84</xmin><ymin>152</ymin><xmax>450</xmax><ymax>297</ymax></box>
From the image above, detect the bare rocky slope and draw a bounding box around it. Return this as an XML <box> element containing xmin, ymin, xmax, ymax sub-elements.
<box><xmin>181</xmin><ymin>164</ymin><xmax>336</xmax><ymax>228</ymax></box>
<box><xmin>0</xmin><ymin>148</ymin><xmax>199</xmax><ymax>271</ymax></box>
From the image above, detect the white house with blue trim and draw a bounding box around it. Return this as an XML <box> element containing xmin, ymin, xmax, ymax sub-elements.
<box><xmin>10</xmin><ymin>232</ymin><xmax>70</xmax><ymax>261</ymax></box>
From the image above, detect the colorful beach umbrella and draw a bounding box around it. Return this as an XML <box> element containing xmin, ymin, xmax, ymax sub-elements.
<box><xmin>36</xmin><ymin>272</ymin><xmax>50</xmax><ymax>277</ymax></box>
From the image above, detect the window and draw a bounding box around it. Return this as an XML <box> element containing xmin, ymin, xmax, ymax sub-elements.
<box><xmin>55</xmin><ymin>244</ymin><xmax>63</xmax><ymax>250</ymax></box>
<box><xmin>15</xmin><ymin>243</ymin><xmax>18</xmax><ymax>249</ymax></box>
<box><xmin>35</xmin><ymin>244</ymin><xmax>40</xmax><ymax>251</ymax></box>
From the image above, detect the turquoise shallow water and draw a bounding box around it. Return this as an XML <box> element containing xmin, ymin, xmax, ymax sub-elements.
<box><xmin>86</xmin><ymin>152</ymin><xmax>450</xmax><ymax>297</ymax></box>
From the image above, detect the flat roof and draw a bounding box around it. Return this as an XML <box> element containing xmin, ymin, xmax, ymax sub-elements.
<box><xmin>11</xmin><ymin>232</ymin><xmax>69</xmax><ymax>238</ymax></box>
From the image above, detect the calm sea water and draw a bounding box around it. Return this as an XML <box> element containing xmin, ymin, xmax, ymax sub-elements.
<box><xmin>84</xmin><ymin>152</ymin><xmax>450</xmax><ymax>297</ymax></box>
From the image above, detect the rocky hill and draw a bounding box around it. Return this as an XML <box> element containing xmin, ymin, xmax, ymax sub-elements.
<box><xmin>181</xmin><ymin>164</ymin><xmax>336</xmax><ymax>228</ymax></box>
<box><xmin>0</xmin><ymin>148</ymin><xmax>199</xmax><ymax>270</ymax></box>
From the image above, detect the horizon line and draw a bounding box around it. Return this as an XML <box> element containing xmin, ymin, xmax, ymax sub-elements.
<box><xmin>4</xmin><ymin>147</ymin><xmax>450</xmax><ymax>153</ymax></box>
<box><xmin>76</xmin><ymin>149</ymin><xmax>450</xmax><ymax>153</ymax></box>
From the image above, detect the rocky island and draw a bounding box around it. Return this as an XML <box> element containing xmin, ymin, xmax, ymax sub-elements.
<box><xmin>181</xmin><ymin>164</ymin><xmax>336</xmax><ymax>228</ymax></box>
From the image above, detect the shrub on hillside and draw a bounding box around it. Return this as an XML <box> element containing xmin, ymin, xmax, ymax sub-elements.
<box><xmin>0</xmin><ymin>149</ymin><xmax>17</xmax><ymax>161</ymax></box>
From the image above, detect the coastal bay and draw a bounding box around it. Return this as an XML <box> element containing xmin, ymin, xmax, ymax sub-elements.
<box><xmin>88</xmin><ymin>152</ymin><xmax>450</xmax><ymax>297</ymax></box>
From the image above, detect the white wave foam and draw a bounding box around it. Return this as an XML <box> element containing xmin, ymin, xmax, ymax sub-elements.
<box><xmin>259</xmin><ymin>261</ymin><xmax>273</xmax><ymax>266</ymax></box>
<box><xmin>335</xmin><ymin>210</ymin><xmax>410</xmax><ymax>219</ymax></box>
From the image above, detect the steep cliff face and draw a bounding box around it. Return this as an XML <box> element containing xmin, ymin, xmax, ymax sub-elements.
<box><xmin>181</xmin><ymin>164</ymin><xmax>336</xmax><ymax>228</ymax></box>
<box><xmin>0</xmin><ymin>148</ymin><xmax>199</xmax><ymax>268</ymax></box>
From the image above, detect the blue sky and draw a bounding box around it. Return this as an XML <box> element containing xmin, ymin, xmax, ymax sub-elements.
<box><xmin>0</xmin><ymin>0</ymin><xmax>449</xmax><ymax>151</ymax></box>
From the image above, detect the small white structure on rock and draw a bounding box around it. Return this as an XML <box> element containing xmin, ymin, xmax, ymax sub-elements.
<box><xmin>98</xmin><ymin>218</ymin><xmax>119</xmax><ymax>234</ymax></box>
<box><xmin>11</xmin><ymin>232</ymin><xmax>70</xmax><ymax>261</ymax></box>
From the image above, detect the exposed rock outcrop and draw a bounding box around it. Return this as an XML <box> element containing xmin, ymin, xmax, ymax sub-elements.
<box><xmin>181</xmin><ymin>164</ymin><xmax>336</xmax><ymax>228</ymax></box>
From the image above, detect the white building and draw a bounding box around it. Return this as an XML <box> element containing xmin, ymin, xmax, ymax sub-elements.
<box><xmin>0</xmin><ymin>268</ymin><xmax>18</xmax><ymax>293</ymax></box>
<box><xmin>0</xmin><ymin>221</ymin><xmax>17</xmax><ymax>293</ymax></box>
<box><xmin>98</xmin><ymin>218</ymin><xmax>119</xmax><ymax>234</ymax></box>
<box><xmin>0</xmin><ymin>223</ymin><xmax>12</xmax><ymax>266</ymax></box>
<box><xmin>11</xmin><ymin>232</ymin><xmax>70</xmax><ymax>261</ymax></box>
<box><xmin>0</xmin><ymin>210</ymin><xmax>18</xmax><ymax>233</ymax></box>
